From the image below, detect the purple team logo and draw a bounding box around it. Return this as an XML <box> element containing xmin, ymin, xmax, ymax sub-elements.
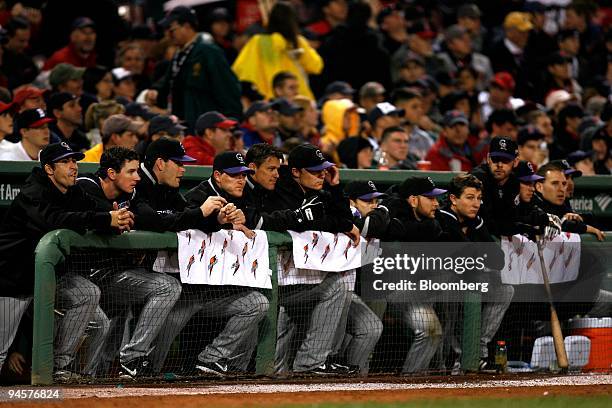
<box><xmin>333</xmin><ymin>234</ymin><xmax>339</xmax><ymax>249</ymax></box>
<box><xmin>221</xmin><ymin>238</ymin><xmax>228</xmax><ymax>255</ymax></box>
<box><xmin>251</xmin><ymin>231</ymin><xmax>257</xmax><ymax>248</ymax></box>
<box><xmin>303</xmin><ymin>244</ymin><xmax>310</xmax><ymax>263</ymax></box>
<box><xmin>186</xmin><ymin>231</ymin><xmax>192</xmax><ymax>245</ymax></box>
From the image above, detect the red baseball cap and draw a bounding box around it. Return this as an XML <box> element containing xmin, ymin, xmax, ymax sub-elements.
<box><xmin>13</xmin><ymin>86</ymin><xmax>46</xmax><ymax>107</ymax></box>
<box><xmin>491</xmin><ymin>72</ymin><xmax>515</xmax><ymax>91</ymax></box>
<box><xmin>0</xmin><ymin>101</ymin><xmax>17</xmax><ymax>115</ymax></box>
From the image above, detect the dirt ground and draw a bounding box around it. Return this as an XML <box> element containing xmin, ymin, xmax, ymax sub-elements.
<box><xmin>1</xmin><ymin>374</ymin><xmax>610</xmax><ymax>408</ymax></box>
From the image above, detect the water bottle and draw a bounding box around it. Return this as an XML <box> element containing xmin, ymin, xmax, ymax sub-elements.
<box><xmin>495</xmin><ymin>340</ymin><xmax>508</xmax><ymax>373</ymax></box>
<box><xmin>378</xmin><ymin>151</ymin><xmax>389</xmax><ymax>170</ymax></box>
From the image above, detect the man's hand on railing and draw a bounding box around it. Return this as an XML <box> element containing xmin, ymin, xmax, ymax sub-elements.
<box><xmin>562</xmin><ymin>212</ymin><xmax>583</xmax><ymax>223</ymax></box>
<box><xmin>200</xmin><ymin>196</ymin><xmax>227</xmax><ymax>217</ymax></box>
<box><xmin>218</xmin><ymin>203</ymin><xmax>246</xmax><ymax>225</ymax></box>
<box><xmin>586</xmin><ymin>225</ymin><xmax>605</xmax><ymax>242</ymax></box>
<box><xmin>344</xmin><ymin>224</ymin><xmax>361</xmax><ymax>246</ymax></box>
<box><xmin>110</xmin><ymin>202</ymin><xmax>134</xmax><ymax>232</ymax></box>
<box><xmin>233</xmin><ymin>223</ymin><xmax>256</xmax><ymax>239</ymax></box>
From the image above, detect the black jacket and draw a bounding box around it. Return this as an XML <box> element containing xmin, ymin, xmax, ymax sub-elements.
<box><xmin>0</xmin><ymin>168</ymin><xmax>111</xmax><ymax>296</ymax></box>
<box><xmin>77</xmin><ymin>173</ymin><xmax>135</xmax><ymax>212</ymax></box>
<box><xmin>380</xmin><ymin>192</ymin><xmax>444</xmax><ymax>241</ymax></box>
<box><xmin>135</xmin><ymin>163</ymin><xmax>220</xmax><ymax>232</ymax></box>
<box><xmin>352</xmin><ymin>206</ymin><xmax>390</xmax><ymax>239</ymax></box>
<box><xmin>437</xmin><ymin>205</ymin><xmax>505</xmax><ymax>271</ymax></box>
<box><xmin>185</xmin><ymin>177</ymin><xmax>261</xmax><ymax>230</ymax></box>
<box><xmin>532</xmin><ymin>193</ymin><xmax>587</xmax><ymax>234</ymax></box>
<box><xmin>263</xmin><ymin>166</ymin><xmax>353</xmax><ymax>234</ymax></box>
<box><xmin>470</xmin><ymin>163</ymin><xmax>521</xmax><ymax>237</ymax></box>
<box><xmin>242</xmin><ymin>176</ymin><xmax>308</xmax><ymax>232</ymax></box>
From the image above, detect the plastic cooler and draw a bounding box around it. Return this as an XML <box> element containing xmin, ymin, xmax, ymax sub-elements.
<box><xmin>569</xmin><ymin>317</ymin><xmax>612</xmax><ymax>372</ymax></box>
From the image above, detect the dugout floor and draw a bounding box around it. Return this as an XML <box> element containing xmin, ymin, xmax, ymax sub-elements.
<box><xmin>0</xmin><ymin>373</ymin><xmax>610</xmax><ymax>407</ymax></box>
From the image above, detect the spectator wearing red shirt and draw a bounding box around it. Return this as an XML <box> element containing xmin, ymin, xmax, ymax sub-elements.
<box><xmin>43</xmin><ymin>17</ymin><xmax>97</xmax><ymax>70</ymax></box>
<box><xmin>183</xmin><ymin>111</ymin><xmax>236</xmax><ymax>166</ymax></box>
<box><xmin>306</xmin><ymin>0</ymin><xmax>348</xmax><ymax>38</ymax></box>
<box><xmin>427</xmin><ymin>110</ymin><xmax>483</xmax><ymax>171</ymax></box>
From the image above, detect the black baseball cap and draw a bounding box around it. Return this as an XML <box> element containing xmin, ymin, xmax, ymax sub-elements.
<box><xmin>489</xmin><ymin>136</ymin><xmax>518</xmax><ymax>160</ymax></box>
<box><xmin>244</xmin><ymin>101</ymin><xmax>273</xmax><ymax>118</ymax></box>
<box><xmin>368</xmin><ymin>102</ymin><xmax>405</xmax><ymax>126</ymax></box>
<box><xmin>213</xmin><ymin>151</ymin><xmax>254</xmax><ymax>175</ymax></box>
<box><xmin>324</xmin><ymin>81</ymin><xmax>355</xmax><ymax>97</ymax></box>
<box><xmin>566</xmin><ymin>150</ymin><xmax>593</xmax><ymax>167</ymax></box>
<box><xmin>515</xmin><ymin>160</ymin><xmax>544</xmax><ymax>182</ymax></box>
<box><xmin>550</xmin><ymin>159</ymin><xmax>582</xmax><ymax>178</ymax></box>
<box><xmin>47</xmin><ymin>92</ymin><xmax>78</xmax><ymax>114</ymax></box>
<box><xmin>17</xmin><ymin>108</ymin><xmax>54</xmax><ymax>129</ymax></box>
<box><xmin>399</xmin><ymin>176</ymin><xmax>447</xmax><ymax>198</ymax></box>
<box><xmin>145</xmin><ymin>138</ymin><xmax>195</xmax><ymax>163</ymax></box>
<box><xmin>345</xmin><ymin>180</ymin><xmax>387</xmax><ymax>201</ymax></box>
<box><xmin>40</xmin><ymin>142</ymin><xmax>85</xmax><ymax>167</ymax></box>
<box><xmin>71</xmin><ymin>16</ymin><xmax>95</xmax><ymax>31</ymax></box>
<box><xmin>288</xmin><ymin>144</ymin><xmax>335</xmax><ymax>171</ymax></box>
<box><xmin>443</xmin><ymin>110</ymin><xmax>469</xmax><ymax>127</ymax></box>
<box><xmin>517</xmin><ymin>125</ymin><xmax>545</xmax><ymax>146</ymax></box>
<box><xmin>148</xmin><ymin>115</ymin><xmax>186</xmax><ymax>137</ymax></box>
<box><xmin>125</xmin><ymin>102</ymin><xmax>157</xmax><ymax>121</ymax></box>
<box><xmin>159</xmin><ymin>5</ymin><xmax>198</xmax><ymax>29</ymax></box>
<box><xmin>195</xmin><ymin>111</ymin><xmax>237</xmax><ymax>134</ymax></box>
<box><xmin>271</xmin><ymin>98</ymin><xmax>303</xmax><ymax>116</ymax></box>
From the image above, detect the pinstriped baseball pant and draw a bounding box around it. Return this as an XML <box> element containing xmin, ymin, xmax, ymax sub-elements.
<box><xmin>274</xmin><ymin>272</ymin><xmax>350</xmax><ymax>373</ymax></box>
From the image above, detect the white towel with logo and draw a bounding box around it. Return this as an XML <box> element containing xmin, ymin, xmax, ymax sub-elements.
<box><xmin>278</xmin><ymin>231</ymin><xmax>380</xmax><ymax>287</ymax></box>
<box><xmin>177</xmin><ymin>229</ymin><xmax>272</xmax><ymax>288</ymax></box>
<box><xmin>500</xmin><ymin>233</ymin><xmax>581</xmax><ymax>285</ymax></box>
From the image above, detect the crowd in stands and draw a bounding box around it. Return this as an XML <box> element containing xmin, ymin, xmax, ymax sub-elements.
<box><xmin>0</xmin><ymin>0</ymin><xmax>609</xmax><ymax>176</ymax></box>
<box><xmin>0</xmin><ymin>0</ymin><xmax>611</xmax><ymax>384</ymax></box>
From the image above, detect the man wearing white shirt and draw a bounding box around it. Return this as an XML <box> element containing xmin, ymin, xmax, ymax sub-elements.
<box><xmin>0</xmin><ymin>108</ymin><xmax>53</xmax><ymax>161</ymax></box>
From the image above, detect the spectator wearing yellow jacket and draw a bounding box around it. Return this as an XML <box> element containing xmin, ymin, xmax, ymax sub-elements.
<box><xmin>320</xmin><ymin>98</ymin><xmax>361</xmax><ymax>162</ymax></box>
<box><xmin>232</xmin><ymin>2</ymin><xmax>323</xmax><ymax>101</ymax></box>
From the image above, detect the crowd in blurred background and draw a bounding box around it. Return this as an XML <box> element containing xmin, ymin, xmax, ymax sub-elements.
<box><xmin>0</xmin><ymin>0</ymin><xmax>610</xmax><ymax>175</ymax></box>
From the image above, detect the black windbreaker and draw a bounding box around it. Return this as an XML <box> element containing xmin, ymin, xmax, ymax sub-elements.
<box><xmin>262</xmin><ymin>166</ymin><xmax>353</xmax><ymax>234</ymax></box>
<box><xmin>0</xmin><ymin>168</ymin><xmax>111</xmax><ymax>296</ymax></box>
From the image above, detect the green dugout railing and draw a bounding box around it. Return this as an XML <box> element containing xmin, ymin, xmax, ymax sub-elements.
<box><xmin>2</xmin><ymin>161</ymin><xmax>612</xmax><ymax>221</ymax></box>
<box><xmin>30</xmin><ymin>228</ymin><xmax>612</xmax><ymax>385</ymax></box>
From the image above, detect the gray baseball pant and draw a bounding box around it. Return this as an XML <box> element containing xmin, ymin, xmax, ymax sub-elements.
<box><xmin>274</xmin><ymin>272</ymin><xmax>350</xmax><ymax>373</ymax></box>
<box><xmin>335</xmin><ymin>293</ymin><xmax>383</xmax><ymax>375</ymax></box>
<box><xmin>0</xmin><ymin>273</ymin><xmax>106</xmax><ymax>373</ymax></box>
<box><xmin>91</xmin><ymin>268</ymin><xmax>182</xmax><ymax>364</ymax></box>
<box><xmin>150</xmin><ymin>286</ymin><xmax>269</xmax><ymax>372</ymax></box>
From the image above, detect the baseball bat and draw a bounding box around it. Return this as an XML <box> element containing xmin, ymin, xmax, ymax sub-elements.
<box><xmin>536</xmin><ymin>238</ymin><xmax>569</xmax><ymax>370</ymax></box>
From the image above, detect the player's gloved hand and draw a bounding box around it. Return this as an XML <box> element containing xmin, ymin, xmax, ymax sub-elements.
<box><xmin>544</xmin><ymin>213</ymin><xmax>562</xmax><ymax>241</ymax></box>
<box><xmin>293</xmin><ymin>196</ymin><xmax>324</xmax><ymax>224</ymax></box>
